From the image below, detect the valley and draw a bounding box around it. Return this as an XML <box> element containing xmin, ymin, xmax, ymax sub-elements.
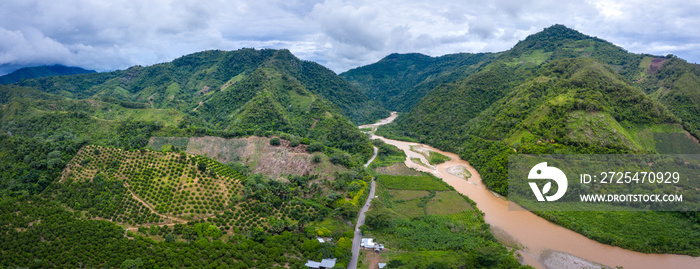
<box><xmin>1</xmin><ymin>24</ymin><xmax>700</xmax><ymax>269</ymax></box>
<box><xmin>363</xmin><ymin>113</ymin><xmax>700</xmax><ymax>268</ymax></box>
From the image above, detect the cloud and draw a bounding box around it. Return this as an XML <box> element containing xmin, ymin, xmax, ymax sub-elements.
<box><xmin>0</xmin><ymin>0</ymin><xmax>699</xmax><ymax>75</ymax></box>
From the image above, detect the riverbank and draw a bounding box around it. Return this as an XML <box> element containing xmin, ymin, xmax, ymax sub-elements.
<box><xmin>363</xmin><ymin>113</ymin><xmax>700</xmax><ymax>269</ymax></box>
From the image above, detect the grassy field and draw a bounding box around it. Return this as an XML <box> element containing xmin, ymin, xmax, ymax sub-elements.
<box><xmin>375</xmin><ymin>163</ymin><xmax>423</xmax><ymax>177</ymax></box>
<box><xmin>387</xmin><ymin>189</ymin><xmax>429</xmax><ymax>201</ymax></box>
<box><xmin>426</xmin><ymin>191</ymin><xmax>474</xmax><ymax>215</ymax></box>
<box><xmin>653</xmin><ymin>132</ymin><xmax>700</xmax><ymax>154</ymax></box>
<box><xmin>377</xmin><ymin>174</ymin><xmax>450</xmax><ymax>191</ymax></box>
<box><xmin>410</xmin><ymin>157</ymin><xmax>429</xmax><ymax>168</ymax></box>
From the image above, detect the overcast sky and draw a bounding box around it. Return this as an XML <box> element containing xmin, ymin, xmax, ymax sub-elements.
<box><xmin>1</xmin><ymin>0</ymin><xmax>699</xmax><ymax>75</ymax></box>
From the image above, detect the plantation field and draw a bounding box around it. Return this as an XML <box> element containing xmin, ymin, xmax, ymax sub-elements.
<box><xmin>360</xmin><ymin>144</ymin><xmax>525</xmax><ymax>268</ymax></box>
<box><xmin>51</xmin><ymin>145</ymin><xmax>321</xmax><ymax>233</ymax></box>
<box><xmin>391</xmin><ymin>198</ymin><xmax>428</xmax><ymax>219</ymax></box>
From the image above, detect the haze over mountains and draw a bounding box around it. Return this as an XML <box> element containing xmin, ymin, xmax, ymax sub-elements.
<box><xmin>0</xmin><ymin>64</ymin><xmax>95</xmax><ymax>84</ymax></box>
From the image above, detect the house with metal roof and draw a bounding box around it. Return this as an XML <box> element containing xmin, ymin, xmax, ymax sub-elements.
<box><xmin>305</xmin><ymin>258</ymin><xmax>337</xmax><ymax>269</ymax></box>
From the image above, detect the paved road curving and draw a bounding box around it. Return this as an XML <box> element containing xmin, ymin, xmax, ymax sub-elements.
<box><xmin>347</xmin><ymin>146</ymin><xmax>378</xmax><ymax>269</ymax></box>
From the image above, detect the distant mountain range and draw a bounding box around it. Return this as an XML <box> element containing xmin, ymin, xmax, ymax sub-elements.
<box><xmin>0</xmin><ymin>64</ymin><xmax>95</xmax><ymax>84</ymax></box>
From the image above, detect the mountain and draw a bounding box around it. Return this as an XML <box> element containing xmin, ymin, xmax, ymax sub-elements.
<box><xmin>0</xmin><ymin>64</ymin><xmax>95</xmax><ymax>84</ymax></box>
<box><xmin>369</xmin><ymin>24</ymin><xmax>700</xmax><ymax>257</ymax></box>
<box><xmin>0</xmin><ymin>49</ymin><xmax>386</xmax><ymax>197</ymax></box>
<box><xmin>16</xmin><ymin>49</ymin><xmax>388</xmax><ymax>125</ymax></box>
<box><xmin>0</xmin><ymin>50</ymin><xmax>383</xmax><ymax>267</ymax></box>
<box><xmin>340</xmin><ymin>52</ymin><xmax>495</xmax><ymax>112</ymax></box>
<box><xmin>639</xmin><ymin>56</ymin><xmax>700</xmax><ymax>138</ymax></box>
<box><xmin>376</xmin><ymin>25</ymin><xmax>700</xmax><ymax>195</ymax></box>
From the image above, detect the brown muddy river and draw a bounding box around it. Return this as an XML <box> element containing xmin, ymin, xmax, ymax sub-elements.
<box><xmin>360</xmin><ymin>113</ymin><xmax>700</xmax><ymax>269</ymax></box>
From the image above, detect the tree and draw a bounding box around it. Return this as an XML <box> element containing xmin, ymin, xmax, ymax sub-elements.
<box><xmin>307</xmin><ymin>142</ymin><xmax>324</xmax><ymax>152</ymax></box>
<box><xmin>164</xmin><ymin>233</ymin><xmax>175</xmax><ymax>242</ymax></box>
<box><xmin>366</xmin><ymin>208</ymin><xmax>392</xmax><ymax>229</ymax></box>
<box><xmin>121</xmin><ymin>258</ymin><xmax>143</xmax><ymax>269</ymax></box>
<box><xmin>270</xmin><ymin>137</ymin><xmax>281</xmax><ymax>146</ymax></box>
<box><xmin>336</xmin><ymin>203</ymin><xmax>357</xmax><ymax>220</ymax></box>
<box><xmin>197</xmin><ymin>161</ymin><xmax>207</xmax><ymax>172</ymax></box>
<box><xmin>329</xmin><ymin>152</ymin><xmax>351</xmax><ymax>167</ymax></box>
<box><xmin>149</xmin><ymin>225</ymin><xmax>159</xmax><ymax>235</ymax></box>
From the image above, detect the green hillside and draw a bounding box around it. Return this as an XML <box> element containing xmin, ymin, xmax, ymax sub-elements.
<box><xmin>640</xmin><ymin>57</ymin><xmax>700</xmax><ymax>138</ymax></box>
<box><xmin>379</xmin><ymin>25</ymin><xmax>698</xmax><ymax>195</ymax></box>
<box><xmin>375</xmin><ymin>25</ymin><xmax>700</xmax><ymax>256</ymax></box>
<box><xmin>0</xmin><ymin>79</ymin><xmax>377</xmax><ymax>267</ymax></box>
<box><xmin>16</xmin><ymin>49</ymin><xmax>388</xmax><ymax>125</ymax></box>
<box><xmin>0</xmin><ymin>69</ymin><xmax>373</xmax><ymax>197</ymax></box>
<box><xmin>0</xmin><ymin>64</ymin><xmax>95</xmax><ymax>85</ymax></box>
<box><xmin>341</xmin><ymin>52</ymin><xmax>494</xmax><ymax>112</ymax></box>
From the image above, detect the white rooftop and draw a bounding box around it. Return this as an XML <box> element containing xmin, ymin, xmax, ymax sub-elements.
<box><xmin>320</xmin><ymin>258</ymin><xmax>337</xmax><ymax>268</ymax></box>
<box><xmin>305</xmin><ymin>260</ymin><xmax>321</xmax><ymax>268</ymax></box>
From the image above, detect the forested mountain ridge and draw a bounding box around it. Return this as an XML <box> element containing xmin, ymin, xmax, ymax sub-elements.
<box><xmin>376</xmin><ymin>24</ymin><xmax>700</xmax><ymax>195</ymax></box>
<box><xmin>15</xmin><ymin>48</ymin><xmax>388</xmax><ymax>125</ymax></box>
<box><xmin>346</xmin><ymin>25</ymin><xmax>700</xmax><ymax>139</ymax></box>
<box><xmin>0</xmin><ymin>48</ymin><xmax>385</xmax><ymax>197</ymax></box>
<box><xmin>0</xmin><ymin>79</ymin><xmax>375</xmax><ymax>267</ymax></box>
<box><xmin>0</xmin><ymin>64</ymin><xmax>95</xmax><ymax>85</ymax></box>
<box><xmin>371</xmin><ymin>25</ymin><xmax>700</xmax><ymax>256</ymax></box>
<box><xmin>340</xmin><ymin>52</ymin><xmax>495</xmax><ymax>111</ymax></box>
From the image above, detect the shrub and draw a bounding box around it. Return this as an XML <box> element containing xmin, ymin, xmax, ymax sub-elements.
<box><xmin>311</xmin><ymin>154</ymin><xmax>322</xmax><ymax>164</ymax></box>
<box><xmin>270</xmin><ymin>137</ymin><xmax>281</xmax><ymax>146</ymax></box>
<box><xmin>329</xmin><ymin>152</ymin><xmax>351</xmax><ymax>167</ymax></box>
<box><xmin>307</xmin><ymin>142</ymin><xmax>324</xmax><ymax>152</ymax></box>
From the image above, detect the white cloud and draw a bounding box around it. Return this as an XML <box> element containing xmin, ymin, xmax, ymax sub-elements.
<box><xmin>0</xmin><ymin>0</ymin><xmax>699</xmax><ymax>75</ymax></box>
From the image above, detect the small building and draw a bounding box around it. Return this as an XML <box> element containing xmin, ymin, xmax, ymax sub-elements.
<box><xmin>316</xmin><ymin>237</ymin><xmax>325</xmax><ymax>243</ymax></box>
<box><xmin>305</xmin><ymin>258</ymin><xmax>337</xmax><ymax>269</ymax></box>
<box><xmin>305</xmin><ymin>260</ymin><xmax>321</xmax><ymax>269</ymax></box>
<box><xmin>378</xmin><ymin>263</ymin><xmax>387</xmax><ymax>269</ymax></box>
<box><xmin>320</xmin><ymin>258</ymin><xmax>337</xmax><ymax>268</ymax></box>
